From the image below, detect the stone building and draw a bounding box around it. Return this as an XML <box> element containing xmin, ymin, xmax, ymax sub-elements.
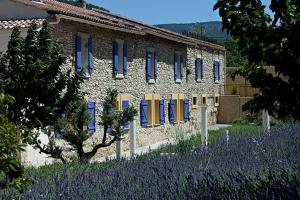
<box><xmin>0</xmin><ymin>0</ymin><xmax>226</xmax><ymax>165</ymax></box>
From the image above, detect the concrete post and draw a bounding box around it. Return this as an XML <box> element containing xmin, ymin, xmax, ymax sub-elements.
<box><xmin>116</xmin><ymin>140</ymin><xmax>122</xmax><ymax>160</ymax></box>
<box><xmin>225</xmin><ymin>130</ymin><xmax>229</xmax><ymax>145</ymax></box>
<box><xmin>200</xmin><ymin>105</ymin><xmax>208</xmax><ymax>146</ymax></box>
<box><xmin>130</xmin><ymin>120</ymin><xmax>137</xmax><ymax>157</ymax></box>
<box><xmin>262</xmin><ymin>110</ymin><xmax>270</xmax><ymax>131</ymax></box>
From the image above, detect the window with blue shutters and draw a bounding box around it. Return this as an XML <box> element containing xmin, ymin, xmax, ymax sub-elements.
<box><xmin>113</xmin><ymin>39</ymin><xmax>127</xmax><ymax>78</ymax></box>
<box><xmin>174</xmin><ymin>52</ymin><xmax>184</xmax><ymax>82</ymax></box>
<box><xmin>114</xmin><ymin>94</ymin><xmax>131</xmax><ymax>129</ymax></box>
<box><xmin>195</xmin><ymin>58</ymin><xmax>204</xmax><ymax>81</ymax></box>
<box><xmin>76</xmin><ymin>32</ymin><xmax>93</xmax><ymax>75</ymax></box>
<box><xmin>87</xmin><ymin>101</ymin><xmax>96</xmax><ymax>134</ymax></box>
<box><xmin>146</xmin><ymin>49</ymin><xmax>157</xmax><ymax>83</ymax></box>
<box><xmin>213</xmin><ymin>60</ymin><xmax>221</xmax><ymax>83</ymax></box>
<box><xmin>142</xmin><ymin>94</ymin><xmax>164</xmax><ymax>127</ymax></box>
<box><xmin>170</xmin><ymin>94</ymin><xmax>187</xmax><ymax>123</ymax></box>
<box><xmin>184</xmin><ymin>98</ymin><xmax>189</xmax><ymax>122</ymax></box>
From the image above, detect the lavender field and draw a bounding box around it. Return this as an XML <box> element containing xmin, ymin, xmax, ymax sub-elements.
<box><xmin>1</xmin><ymin>124</ymin><xmax>300</xmax><ymax>199</ymax></box>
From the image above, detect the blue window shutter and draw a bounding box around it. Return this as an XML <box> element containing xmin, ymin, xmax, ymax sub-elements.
<box><xmin>88</xmin><ymin>37</ymin><xmax>93</xmax><ymax>74</ymax></box>
<box><xmin>218</xmin><ymin>61</ymin><xmax>221</xmax><ymax>81</ymax></box>
<box><xmin>200</xmin><ymin>59</ymin><xmax>204</xmax><ymax>80</ymax></box>
<box><xmin>146</xmin><ymin>51</ymin><xmax>151</xmax><ymax>81</ymax></box>
<box><xmin>169</xmin><ymin>100</ymin><xmax>175</xmax><ymax>123</ymax></box>
<box><xmin>76</xmin><ymin>35</ymin><xmax>82</xmax><ymax>72</ymax></box>
<box><xmin>140</xmin><ymin>100</ymin><xmax>148</xmax><ymax>127</ymax></box>
<box><xmin>104</xmin><ymin>108</ymin><xmax>112</xmax><ymax>133</ymax></box>
<box><xmin>184</xmin><ymin>98</ymin><xmax>189</xmax><ymax>122</ymax></box>
<box><xmin>180</xmin><ymin>55</ymin><xmax>184</xmax><ymax>80</ymax></box>
<box><xmin>174</xmin><ymin>53</ymin><xmax>178</xmax><ymax>81</ymax></box>
<box><xmin>213</xmin><ymin>61</ymin><xmax>216</xmax><ymax>82</ymax></box>
<box><xmin>122</xmin><ymin>100</ymin><xmax>129</xmax><ymax>129</ymax></box>
<box><xmin>159</xmin><ymin>99</ymin><xmax>165</xmax><ymax>125</ymax></box>
<box><xmin>87</xmin><ymin>101</ymin><xmax>96</xmax><ymax>134</ymax></box>
<box><xmin>154</xmin><ymin>52</ymin><xmax>158</xmax><ymax>81</ymax></box>
<box><xmin>123</xmin><ymin>42</ymin><xmax>127</xmax><ymax>76</ymax></box>
<box><xmin>55</xmin><ymin>112</ymin><xmax>66</xmax><ymax>139</ymax></box>
<box><xmin>195</xmin><ymin>58</ymin><xmax>199</xmax><ymax>81</ymax></box>
<box><xmin>113</xmin><ymin>41</ymin><xmax>118</xmax><ymax>76</ymax></box>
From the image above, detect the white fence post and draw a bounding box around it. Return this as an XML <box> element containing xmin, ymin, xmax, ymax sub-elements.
<box><xmin>116</xmin><ymin>140</ymin><xmax>122</xmax><ymax>160</ymax></box>
<box><xmin>200</xmin><ymin>105</ymin><xmax>208</xmax><ymax>146</ymax></box>
<box><xmin>262</xmin><ymin>109</ymin><xmax>270</xmax><ymax>131</ymax></box>
<box><xmin>130</xmin><ymin>120</ymin><xmax>137</xmax><ymax>157</ymax></box>
<box><xmin>225</xmin><ymin>130</ymin><xmax>229</xmax><ymax>145</ymax></box>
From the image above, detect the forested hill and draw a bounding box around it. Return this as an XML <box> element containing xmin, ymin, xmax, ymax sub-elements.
<box><xmin>156</xmin><ymin>21</ymin><xmax>230</xmax><ymax>42</ymax></box>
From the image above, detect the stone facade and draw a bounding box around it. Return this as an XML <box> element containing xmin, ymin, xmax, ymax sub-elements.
<box><xmin>49</xmin><ymin>19</ymin><xmax>225</xmax><ymax>160</ymax></box>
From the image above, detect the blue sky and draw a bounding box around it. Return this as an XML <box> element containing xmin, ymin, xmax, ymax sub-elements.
<box><xmin>87</xmin><ymin>0</ymin><xmax>272</xmax><ymax>25</ymax></box>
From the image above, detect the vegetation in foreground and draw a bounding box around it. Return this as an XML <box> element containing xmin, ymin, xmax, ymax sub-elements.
<box><xmin>1</xmin><ymin>123</ymin><xmax>299</xmax><ymax>199</ymax></box>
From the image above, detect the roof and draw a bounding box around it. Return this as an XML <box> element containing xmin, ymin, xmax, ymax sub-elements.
<box><xmin>4</xmin><ymin>0</ymin><xmax>225</xmax><ymax>51</ymax></box>
<box><xmin>0</xmin><ymin>18</ymin><xmax>44</xmax><ymax>30</ymax></box>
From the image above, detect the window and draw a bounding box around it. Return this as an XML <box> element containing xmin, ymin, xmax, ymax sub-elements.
<box><xmin>140</xmin><ymin>94</ymin><xmax>165</xmax><ymax>127</ymax></box>
<box><xmin>201</xmin><ymin>94</ymin><xmax>208</xmax><ymax>105</ymax></box>
<box><xmin>213</xmin><ymin>60</ymin><xmax>221</xmax><ymax>82</ymax></box>
<box><xmin>214</xmin><ymin>94</ymin><xmax>220</xmax><ymax>107</ymax></box>
<box><xmin>113</xmin><ymin>40</ymin><xmax>127</xmax><ymax>78</ymax></box>
<box><xmin>75</xmin><ymin>32</ymin><xmax>93</xmax><ymax>75</ymax></box>
<box><xmin>115</xmin><ymin>94</ymin><xmax>131</xmax><ymax>129</ymax></box>
<box><xmin>174</xmin><ymin>52</ymin><xmax>184</xmax><ymax>82</ymax></box>
<box><xmin>195</xmin><ymin>57</ymin><xmax>203</xmax><ymax>81</ymax></box>
<box><xmin>169</xmin><ymin>94</ymin><xmax>189</xmax><ymax>123</ymax></box>
<box><xmin>192</xmin><ymin>94</ymin><xmax>198</xmax><ymax>109</ymax></box>
<box><xmin>146</xmin><ymin>49</ymin><xmax>157</xmax><ymax>83</ymax></box>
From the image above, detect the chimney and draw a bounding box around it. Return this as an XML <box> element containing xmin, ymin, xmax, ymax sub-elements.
<box><xmin>76</xmin><ymin>0</ymin><xmax>86</xmax><ymax>9</ymax></box>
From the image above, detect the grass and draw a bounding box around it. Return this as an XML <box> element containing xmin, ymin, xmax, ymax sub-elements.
<box><xmin>155</xmin><ymin>123</ymin><xmax>262</xmax><ymax>154</ymax></box>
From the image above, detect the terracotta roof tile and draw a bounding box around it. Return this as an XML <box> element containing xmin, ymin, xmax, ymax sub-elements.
<box><xmin>6</xmin><ymin>0</ymin><xmax>225</xmax><ymax>51</ymax></box>
<box><xmin>0</xmin><ymin>19</ymin><xmax>45</xmax><ymax>30</ymax></box>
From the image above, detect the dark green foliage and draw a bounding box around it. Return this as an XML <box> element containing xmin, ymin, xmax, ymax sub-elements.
<box><xmin>0</xmin><ymin>22</ymin><xmax>85</xmax><ymax>129</ymax></box>
<box><xmin>225</xmin><ymin>38</ymin><xmax>249</xmax><ymax>68</ymax></box>
<box><xmin>56</xmin><ymin>0</ymin><xmax>109</xmax><ymax>12</ymax></box>
<box><xmin>0</xmin><ymin>87</ymin><xmax>32</xmax><ymax>193</ymax></box>
<box><xmin>214</xmin><ymin>0</ymin><xmax>300</xmax><ymax>120</ymax></box>
<box><xmin>43</xmin><ymin>89</ymin><xmax>137</xmax><ymax>163</ymax></box>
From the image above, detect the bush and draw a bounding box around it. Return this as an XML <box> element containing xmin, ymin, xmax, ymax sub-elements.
<box><xmin>1</xmin><ymin>124</ymin><xmax>300</xmax><ymax>199</ymax></box>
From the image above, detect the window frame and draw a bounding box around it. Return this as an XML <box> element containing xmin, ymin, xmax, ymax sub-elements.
<box><xmin>214</xmin><ymin>94</ymin><xmax>220</xmax><ymax>107</ymax></box>
<box><xmin>201</xmin><ymin>94</ymin><xmax>208</xmax><ymax>105</ymax></box>
<box><xmin>174</xmin><ymin>51</ymin><xmax>184</xmax><ymax>83</ymax></box>
<box><xmin>77</xmin><ymin>32</ymin><xmax>91</xmax><ymax>76</ymax></box>
<box><xmin>171</xmin><ymin>93</ymin><xmax>185</xmax><ymax>123</ymax></box>
<box><xmin>192</xmin><ymin>94</ymin><xmax>198</xmax><ymax>109</ymax></box>
<box><xmin>144</xmin><ymin>94</ymin><xmax>162</xmax><ymax>127</ymax></box>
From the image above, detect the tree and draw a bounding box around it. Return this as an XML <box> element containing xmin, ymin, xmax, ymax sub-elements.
<box><xmin>0</xmin><ymin>86</ymin><xmax>31</xmax><ymax>193</ymax></box>
<box><xmin>40</xmin><ymin>89</ymin><xmax>137</xmax><ymax>163</ymax></box>
<box><xmin>0</xmin><ymin>22</ymin><xmax>85</xmax><ymax>162</ymax></box>
<box><xmin>214</xmin><ymin>0</ymin><xmax>300</xmax><ymax>120</ymax></box>
<box><xmin>225</xmin><ymin>38</ymin><xmax>249</xmax><ymax>69</ymax></box>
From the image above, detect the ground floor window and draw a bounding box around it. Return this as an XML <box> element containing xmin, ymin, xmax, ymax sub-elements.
<box><xmin>169</xmin><ymin>94</ymin><xmax>189</xmax><ymax>123</ymax></box>
<box><xmin>140</xmin><ymin>94</ymin><xmax>165</xmax><ymax>127</ymax></box>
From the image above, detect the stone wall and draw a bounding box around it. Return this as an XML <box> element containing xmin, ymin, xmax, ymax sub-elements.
<box><xmin>49</xmin><ymin>19</ymin><xmax>225</xmax><ymax>160</ymax></box>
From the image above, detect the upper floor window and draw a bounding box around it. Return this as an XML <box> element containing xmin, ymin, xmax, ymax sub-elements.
<box><xmin>146</xmin><ymin>49</ymin><xmax>157</xmax><ymax>83</ymax></box>
<box><xmin>174</xmin><ymin>52</ymin><xmax>184</xmax><ymax>83</ymax></box>
<box><xmin>113</xmin><ymin>40</ymin><xmax>127</xmax><ymax>79</ymax></box>
<box><xmin>76</xmin><ymin>32</ymin><xmax>93</xmax><ymax>75</ymax></box>
<box><xmin>195</xmin><ymin>57</ymin><xmax>204</xmax><ymax>81</ymax></box>
<box><xmin>213</xmin><ymin>60</ymin><xmax>221</xmax><ymax>82</ymax></box>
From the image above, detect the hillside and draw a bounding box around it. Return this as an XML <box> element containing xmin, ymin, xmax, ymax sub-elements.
<box><xmin>56</xmin><ymin>0</ymin><xmax>109</xmax><ymax>12</ymax></box>
<box><xmin>156</xmin><ymin>21</ymin><xmax>229</xmax><ymax>42</ymax></box>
